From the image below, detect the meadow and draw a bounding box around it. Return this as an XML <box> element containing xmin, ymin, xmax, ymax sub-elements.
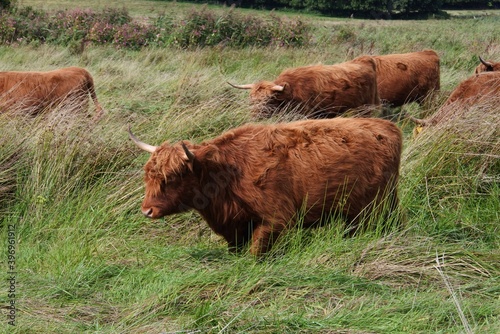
<box><xmin>0</xmin><ymin>1</ymin><xmax>499</xmax><ymax>333</ymax></box>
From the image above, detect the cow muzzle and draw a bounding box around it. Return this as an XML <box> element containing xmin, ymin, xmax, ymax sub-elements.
<box><xmin>141</xmin><ymin>207</ymin><xmax>154</xmax><ymax>218</ymax></box>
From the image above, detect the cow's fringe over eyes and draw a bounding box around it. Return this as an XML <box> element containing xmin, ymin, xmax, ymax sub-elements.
<box><xmin>144</xmin><ymin>143</ymin><xmax>190</xmax><ymax>197</ymax></box>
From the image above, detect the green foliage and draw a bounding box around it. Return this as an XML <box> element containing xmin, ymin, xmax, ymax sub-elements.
<box><xmin>166</xmin><ymin>6</ymin><xmax>310</xmax><ymax>48</ymax></box>
<box><xmin>0</xmin><ymin>5</ymin><xmax>311</xmax><ymax>50</ymax></box>
<box><xmin>232</xmin><ymin>0</ymin><xmax>445</xmax><ymax>15</ymax></box>
<box><xmin>443</xmin><ymin>0</ymin><xmax>499</xmax><ymax>8</ymax></box>
<box><xmin>178</xmin><ymin>0</ymin><xmax>498</xmax><ymax>13</ymax></box>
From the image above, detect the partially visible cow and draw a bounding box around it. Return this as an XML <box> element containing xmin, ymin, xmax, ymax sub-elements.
<box><xmin>371</xmin><ymin>49</ymin><xmax>440</xmax><ymax>107</ymax></box>
<box><xmin>474</xmin><ymin>56</ymin><xmax>500</xmax><ymax>74</ymax></box>
<box><xmin>408</xmin><ymin>71</ymin><xmax>500</xmax><ymax>130</ymax></box>
<box><xmin>0</xmin><ymin>67</ymin><xmax>103</xmax><ymax>119</ymax></box>
<box><xmin>129</xmin><ymin>118</ymin><xmax>402</xmax><ymax>256</ymax></box>
<box><xmin>228</xmin><ymin>56</ymin><xmax>380</xmax><ymax>118</ymax></box>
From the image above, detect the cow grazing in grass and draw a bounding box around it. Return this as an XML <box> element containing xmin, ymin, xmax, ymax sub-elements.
<box><xmin>228</xmin><ymin>56</ymin><xmax>380</xmax><ymax>118</ymax></box>
<box><xmin>129</xmin><ymin>118</ymin><xmax>402</xmax><ymax>256</ymax></box>
<box><xmin>371</xmin><ymin>49</ymin><xmax>440</xmax><ymax>107</ymax></box>
<box><xmin>474</xmin><ymin>56</ymin><xmax>500</xmax><ymax>74</ymax></box>
<box><xmin>408</xmin><ymin>71</ymin><xmax>500</xmax><ymax>130</ymax></box>
<box><xmin>0</xmin><ymin>67</ymin><xmax>103</xmax><ymax>119</ymax></box>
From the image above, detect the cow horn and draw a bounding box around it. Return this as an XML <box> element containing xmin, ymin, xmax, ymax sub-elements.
<box><xmin>128</xmin><ymin>126</ymin><xmax>157</xmax><ymax>153</ymax></box>
<box><xmin>479</xmin><ymin>56</ymin><xmax>493</xmax><ymax>67</ymax></box>
<box><xmin>271</xmin><ymin>85</ymin><xmax>285</xmax><ymax>92</ymax></box>
<box><xmin>227</xmin><ymin>81</ymin><xmax>254</xmax><ymax>90</ymax></box>
<box><xmin>181</xmin><ymin>142</ymin><xmax>195</xmax><ymax>162</ymax></box>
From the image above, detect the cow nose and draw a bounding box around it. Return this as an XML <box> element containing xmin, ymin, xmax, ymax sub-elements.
<box><xmin>142</xmin><ymin>208</ymin><xmax>153</xmax><ymax>218</ymax></box>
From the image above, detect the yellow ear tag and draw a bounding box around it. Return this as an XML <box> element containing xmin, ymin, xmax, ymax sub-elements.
<box><xmin>412</xmin><ymin>125</ymin><xmax>424</xmax><ymax>138</ymax></box>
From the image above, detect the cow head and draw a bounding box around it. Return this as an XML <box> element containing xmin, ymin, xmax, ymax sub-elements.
<box><xmin>228</xmin><ymin>81</ymin><xmax>290</xmax><ymax>116</ymax></box>
<box><xmin>129</xmin><ymin>127</ymin><xmax>198</xmax><ymax>218</ymax></box>
<box><xmin>475</xmin><ymin>56</ymin><xmax>500</xmax><ymax>74</ymax></box>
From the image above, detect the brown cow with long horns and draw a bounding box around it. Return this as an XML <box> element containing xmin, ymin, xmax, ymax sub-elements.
<box><xmin>0</xmin><ymin>66</ymin><xmax>103</xmax><ymax>118</ymax></box>
<box><xmin>129</xmin><ymin>118</ymin><xmax>402</xmax><ymax>256</ymax></box>
<box><xmin>228</xmin><ymin>55</ymin><xmax>380</xmax><ymax>118</ymax></box>
<box><xmin>474</xmin><ymin>56</ymin><xmax>500</xmax><ymax>74</ymax></box>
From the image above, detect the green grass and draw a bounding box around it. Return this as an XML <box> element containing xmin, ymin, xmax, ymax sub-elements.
<box><xmin>1</xmin><ymin>2</ymin><xmax>500</xmax><ymax>333</ymax></box>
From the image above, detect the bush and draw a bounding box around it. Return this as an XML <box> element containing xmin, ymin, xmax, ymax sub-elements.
<box><xmin>167</xmin><ymin>6</ymin><xmax>310</xmax><ymax>48</ymax></box>
<box><xmin>112</xmin><ymin>22</ymin><xmax>158</xmax><ymax>50</ymax></box>
<box><xmin>0</xmin><ymin>6</ymin><xmax>49</xmax><ymax>44</ymax></box>
<box><xmin>0</xmin><ymin>5</ymin><xmax>311</xmax><ymax>49</ymax></box>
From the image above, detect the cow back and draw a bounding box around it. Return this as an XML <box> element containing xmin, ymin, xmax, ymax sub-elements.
<box><xmin>250</xmin><ymin>57</ymin><xmax>380</xmax><ymax>118</ymax></box>
<box><xmin>195</xmin><ymin>118</ymin><xmax>401</xmax><ymax>229</ymax></box>
<box><xmin>373</xmin><ymin>50</ymin><xmax>440</xmax><ymax>106</ymax></box>
<box><xmin>422</xmin><ymin>71</ymin><xmax>500</xmax><ymax>126</ymax></box>
<box><xmin>0</xmin><ymin>67</ymin><xmax>94</xmax><ymax>113</ymax></box>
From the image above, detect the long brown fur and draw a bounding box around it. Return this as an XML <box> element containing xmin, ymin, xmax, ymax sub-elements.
<box><xmin>246</xmin><ymin>56</ymin><xmax>380</xmax><ymax>118</ymax></box>
<box><xmin>137</xmin><ymin>118</ymin><xmax>402</xmax><ymax>256</ymax></box>
<box><xmin>411</xmin><ymin>71</ymin><xmax>500</xmax><ymax>127</ymax></box>
<box><xmin>0</xmin><ymin>66</ymin><xmax>103</xmax><ymax>118</ymax></box>
<box><xmin>372</xmin><ymin>49</ymin><xmax>440</xmax><ymax>107</ymax></box>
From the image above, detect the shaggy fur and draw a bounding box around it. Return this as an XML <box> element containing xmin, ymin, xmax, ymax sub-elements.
<box><xmin>137</xmin><ymin>118</ymin><xmax>402</xmax><ymax>256</ymax></box>
<box><xmin>412</xmin><ymin>71</ymin><xmax>500</xmax><ymax>127</ymax></box>
<box><xmin>372</xmin><ymin>49</ymin><xmax>440</xmax><ymax>107</ymax></box>
<box><xmin>243</xmin><ymin>56</ymin><xmax>380</xmax><ymax>118</ymax></box>
<box><xmin>0</xmin><ymin>67</ymin><xmax>103</xmax><ymax>118</ymax></box>
<box><xmin>474</xmin><ymin>58</ymin><xmax>500</xmax><ymax>74</ymax></box>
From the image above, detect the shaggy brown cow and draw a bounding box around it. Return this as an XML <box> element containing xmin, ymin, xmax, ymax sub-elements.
<box><xmin>228</xmin><ymin>56</ymin><xmax>380</xmax><ymax>118</ymax></box>
<box><xmin>474</xmin><ymin>56</ymin><xmax>500</xmax><ymax>74</ymax></box>
<box><xmin>371</xmin><ymin>49</ymin><xmax>440</xmax><ymax>107</ymax></box>
<box><xmin>409</xmin><ymin>71</ymin><xmax>500</xmax><ymax>130</ymax></box>
<box><xmin>0</xmin><ymin>67</ymin><xmax>103</xmax><ymax>118</ymax></box>
<box><xmin>129</xmin><ymin>118</ymin><xmax>402</xmax><ymax>256</ymax></box>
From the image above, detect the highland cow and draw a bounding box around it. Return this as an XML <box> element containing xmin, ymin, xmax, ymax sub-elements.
<box><xmin>129</xmin><ymin>118</ymin><xmax>402</xmax><ymax>256</ymax></box>
<box><xmin>474</xmin><ymin>56</ymin><xmax>500</xmax><ymax>74</ymax></box>
<box><xmin>228</xmin><ymin>56</ymin><xmax>380</xmax><ymax>118</ymax></box>
<box><xmin>0</xmin><ymin>67</ymin><xmax>103</xmax><ymax>118</ymax></box>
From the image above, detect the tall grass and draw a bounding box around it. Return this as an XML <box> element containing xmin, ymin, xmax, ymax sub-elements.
<box><xmin>0</xmin><ymin>3</ymin><xmax>499</xmax><ymax>333</ymax></box>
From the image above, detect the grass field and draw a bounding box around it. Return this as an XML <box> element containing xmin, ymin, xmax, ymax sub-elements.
<box><xmin>1</xmin><ymin>1</ymin><xmax>499</xmax><ymax>333</ymax></box>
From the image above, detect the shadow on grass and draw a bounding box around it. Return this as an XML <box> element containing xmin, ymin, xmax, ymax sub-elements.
<box><xmin>188</xmin><ymin>247</ymin><xmax>234</xmax><ymax>263</ymax></box>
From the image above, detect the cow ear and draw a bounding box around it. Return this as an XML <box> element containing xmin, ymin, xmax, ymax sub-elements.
<box><xmin>198</xmin><ymin>144</ymin><xmax>221</xmax><ymax>164</ymax></box>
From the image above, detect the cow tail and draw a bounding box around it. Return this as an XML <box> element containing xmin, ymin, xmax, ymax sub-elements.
<box><xmin>85</xmin><ymin>72</ymin><xmax>104</xmax><ymax>120</ymax></box>
<box><xmin>405</xmin><ymin>113</ymin><xmax>428</xmax><ymax>126</ymax></box>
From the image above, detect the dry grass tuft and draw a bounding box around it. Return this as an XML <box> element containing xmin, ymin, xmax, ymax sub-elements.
<box><xmin>352</xmin><ymin>234</ymin><xmax>495</xmax><ymax>288</ymax></box>
<box><xmin>403</xmin><ymin>95</ymin><xmax>500</xmax><ymax>193</ymax></box>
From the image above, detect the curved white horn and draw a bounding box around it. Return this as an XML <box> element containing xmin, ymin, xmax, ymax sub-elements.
<box><xmin>271</xmin><ymin>85</ymin><xmax>285</xmax><ymax>92</ymax></box>
<box><xmin>227</xmin><ymin>81</ymin><xmax>255</xmax><ymax>89</ymax></box>
<box><xmin>128</xmin><ymin>126</ymin><xmax>157</xmax><ymax>153</ymax></box>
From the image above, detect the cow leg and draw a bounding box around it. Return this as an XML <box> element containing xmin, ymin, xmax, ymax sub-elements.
<box><xmin>250</xmin><ymin>221</ymin><xmax>286</xmax><ymax>256</ymax></box>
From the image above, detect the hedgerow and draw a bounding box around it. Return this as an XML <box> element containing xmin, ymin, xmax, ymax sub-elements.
<box><xmin>0</xmin><ymin>5</ymin><xmax>311</xmax><ymax>49</ymax></box>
